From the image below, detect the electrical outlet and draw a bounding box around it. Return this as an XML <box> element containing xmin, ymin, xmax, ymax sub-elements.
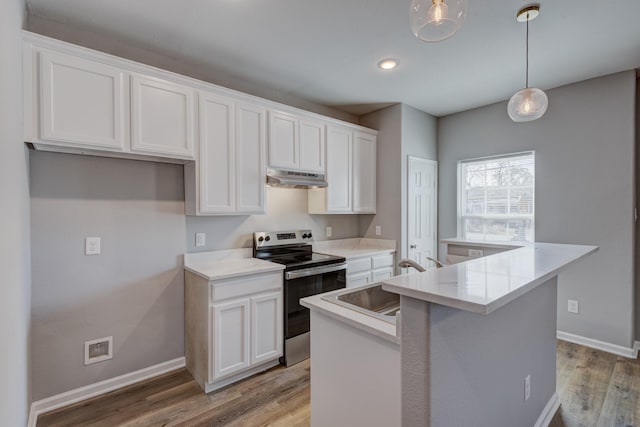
<box><xmin>468</xmin><ymin>249</ymin><xmax>484</xmax><ymax>257</ymax></box>
<box><xmin>326</xmin><ymin>227</ymin><xmax>332</xmax><ymax>238</ymax></box>
<box><xmin>568</xmin><ymin>299</ymin><xmax>579</xmax><ymax>314</ymax></box>
<box><xmin>195</xmin><ymin>233</ymin><xmax>206</xmax><ymax>247</ymax></box>
<box><xmin>85</xmin><ymin>237</ymin><xmax>101</xmax><ymax>255</ymax></box>
<box><xmin>375</xmin><ymin>225</ymin><xmax>382</xmax><ymax>236</ymax></box>
<box><xmin>524</xmin><ymin>374</ymin><xmax>531</xmax><ymax>401</ymax></box>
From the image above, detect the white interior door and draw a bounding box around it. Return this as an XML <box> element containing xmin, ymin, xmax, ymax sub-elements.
<box><xmin>407</xmin><ymin>156</ymin><xmax>438</xmax><ymax>270</ymax></box>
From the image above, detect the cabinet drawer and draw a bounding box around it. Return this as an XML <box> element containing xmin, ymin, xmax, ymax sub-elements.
<box><xmin>371</xmin><ymin>268</ymin><xmax>394</xmax><ymax>282</ymax></box>
<box><xmin>372</xmin><ymin>253</ymin><xmax>394</xmax><ymax>269</ymax></box>
<box><xmin>347</xmin><ymin>257</ymin><xmax>371</xmax><ymax>274</ymax></box>
<box><xmin>211</xmin><ymin>273</ymin><xmax>281</xmax><ymax>303</ymax></box>
<box><xmin>347</xmin><ymin>271</ymin><xmax>371</xmax><ymax>288</ymax></box>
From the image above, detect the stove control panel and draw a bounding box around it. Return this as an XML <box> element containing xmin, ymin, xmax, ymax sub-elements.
<box><xmin>254</xmin><ymin>230</ymin><xmax>313</xmax><ymax>248</ymax></box>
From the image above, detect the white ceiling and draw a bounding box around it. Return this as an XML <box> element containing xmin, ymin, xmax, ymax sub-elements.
<box><xmin>26</xmin><ymin>0</ymin><xmax>640</xmax><ymax>117</ymax></box>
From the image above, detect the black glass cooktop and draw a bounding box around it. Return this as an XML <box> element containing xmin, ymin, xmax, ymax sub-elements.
<box><xmin>254</xmin><ymin>244</ymin><xmax>345</xmax><ymax>271</ymax></box>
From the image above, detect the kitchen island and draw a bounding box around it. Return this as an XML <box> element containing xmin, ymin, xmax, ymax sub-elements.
<box><xmin>303</xmin><ymin>242</ymin><xmax>597</xmax><ymax>427</ymax></box>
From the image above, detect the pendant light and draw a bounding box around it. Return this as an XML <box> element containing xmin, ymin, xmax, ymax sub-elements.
<box><xmin>410</xmin><ymin>0</ymin><xmax>467</xmax><ymax>42</ymax></box>
<box><xmin>508</xmin><ymin>5</ymin><xmax>548</xmax><ymax>122</ymax></box>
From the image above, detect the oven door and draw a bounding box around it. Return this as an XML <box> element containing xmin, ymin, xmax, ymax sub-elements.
<box><xmin>284</xmin><ymin>263</ymin><xmax>346</xmax><ymax>339</ymax></box>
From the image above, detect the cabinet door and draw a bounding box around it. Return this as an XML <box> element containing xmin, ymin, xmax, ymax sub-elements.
<box><xmin>326</xmin><ymin>126</ymin><xmax>352</xmax><ymax>212</ymax></box>
<box><xmin>347</xmin><ymin>271</ymin><xmax>371</xmax><ymax>288</ymax></box>
<box><xmin>211</xmin><ymin>298</ymin><xmax>250</xmax><ymax>381</ymax></box>
<box><xmin>236</xmin><ymin>102</ymin><xmax>266</xmax><ymax>213</ymax></box>
<box><xmin>298</xmin><ymin>119</ymin><xmax>325</xmax><ymax>173</ymax></box>
<box><xmin>40</xmin><ymin>50</ymin><xmax>125</xmax><ymax>150</ymax></box>
<box><xmin>353</xmin><ymin>132</ymin><xmax>377</xmax><ymax>213</ymax></box>
<box><xmin>251</xmin><ymin>291</ymin><xmax>283</xmax><ymax>365</ymax></box>
<box><xmin>198</xmin><ymin>91</ymin><xmax>235</xmax><ymax>213</ymax></box>
<box><xmin>268</xmin><ymin>111</ymin><xmax>298</xmax><ymax>169</ymax></box>
<box><xmin>131</xmin><ymin>75</ymin><xmax>194</xmax><ymax>158</ymax></box>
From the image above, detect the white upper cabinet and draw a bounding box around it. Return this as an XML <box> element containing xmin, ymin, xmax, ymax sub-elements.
<box><xmin>309</xmin><ymin>126</ymin><xmax>377</xmax><ymax>214</ymax></box>
<box><xmin>298</xmin><ymin>119</ymin><xmax>325</xmax><ymax>172</ymax></box>
<box><xmin>197</xmin><ymin>91</ymin><xmax>235</xmax><ymax>214</ymax></box>
<box><xmin>235</xmin><ymin>102</ymin><xmax>266</xmax><ymax>213</ymax></box>
<box><xmin>325</xmin><ymin>126</ymin><xmax>353</xmax><ymax>212</ymax></box>
<box><xmin>26</xmin><ymin>42</ymin><xmax>196</xmax><ymax>161</ymax></box>
<box><xmin>268</xmin><ymin>111</ymin><xmax>325</xmax><ymax>173</ymax></box>
<box><xmin>185</xmin><ymin>91</ymin><xmax>266</xmax><ymax>216</ymax></box>
<box><xmin>268</xmin><ymin>112</ymin><xmax>298</xmax><ymax>169</ymax></box>
<box><xmin>130</xmin><ymin>75</ymin><xmax>194</xmax><ymax>158</ymax></box>
<box><xmin>353</xmin><ymin>131</ymin><xmax>377</xmax><ymax>213</ymax></box>
<box><xmin>39</xmin><ymin>50</ymin><xmax>126</xmax><ymax>151</ymax></box>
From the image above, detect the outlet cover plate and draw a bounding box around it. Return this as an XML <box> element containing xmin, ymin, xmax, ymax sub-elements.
<box><xmin>326</xmin><ymin>227</ymin><xmax>332</xmax><ymax>238</ymax></box>
<box><xmin>468</xmin><ymin>249</ymin><xmax>484</xmax><ymax>257</ymax></box>
<box><xmin>85</xmin><ymin>237</ymin><xmax>101</xmax><ymax>255</ymax></box>
<box><xmin>195</xmin><ymin>233</ymin><xmax>206</xmax><ymax>247</ymax></box>
<box><xmin>568</xmin><ymin>299</ymin><xmax>579</xmax><ymax>314</ymax></box>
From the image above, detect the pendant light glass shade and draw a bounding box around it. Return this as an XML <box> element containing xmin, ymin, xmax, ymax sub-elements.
<box><xmin>507</xmin><ymin>87</ymin><xmax>548</xmax><ymax>122</ymax></box>
<box><xmin>410</xmin><ymin>0</ymin><xmax>467</xmax><ymax>42</ymax></box>
<box><xmin>508</xmin><ymin>5</ymin><xmax>548</xmax><ymax>123</ymax></box>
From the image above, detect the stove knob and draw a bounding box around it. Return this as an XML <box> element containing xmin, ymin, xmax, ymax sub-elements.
<box><xmin>308</xmin><ymin>233</ymin><xmax>313</xmax><ymax>239</ymax></box>
<box><xmin>265</xmin><ymin>236</ymin><xmax>271</xmax><ymax>242</ymax></box>
<box><xmin>258</xmin><ymin>236</ymin><xmax>264</xmax><ymax>242</ymax></box>
<box><xmin>302</xmin><ymin>233</ymin><xmax>308</xmax><ymax>239</ymax></box>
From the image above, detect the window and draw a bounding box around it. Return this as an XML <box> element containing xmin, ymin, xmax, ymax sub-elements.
<box><xmin>458</xmin><ymin>151</ymin><xmax>534</xmax><ymax>242</ymax></box>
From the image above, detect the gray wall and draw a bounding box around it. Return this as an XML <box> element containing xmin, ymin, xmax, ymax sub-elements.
<box><xmin>399</xmin><ymin>104</ymin><xmax>438</xmax><ymax>261</ymax></box>
<box><xmin>0</xmin><ymin>0</ymin><xmax>31</xmax><ymax>424</ymax></box>
<box><xmin>359</xmin><ymin>104</ymin><xmax>438</xmax><ymax>262</ymax></box>
<box><xmin>26</xmin><ymin>14</ymin><xmax>358</xmax><ymax>125</ymax></box>
<box><xmin>30</xmin><ymin>152</ymin><xmax>187</xmax><ymax>400</ymax></box>
<box><xmin>636</xmin><ymin>77</ymin><xmax>639</xmax><ymax>342</ymax></box>
<box><xmin>438</xmin><ymin>71</ymin><xmax>636</xmax><ymax>349</ymax></box>
<box><xmin>186</xmin><ymin>187</ymin><xmax>361</xmax><ymax>252</ymax></box>
<box><xmin>359</xmin><ymin>104</ymin><xmax>402</xmax><ymax>244</ymax></box>
<box><xmin>29</xmin><ymin>160</ymin><xmax>361</xmax><ymax>401</ymax></box>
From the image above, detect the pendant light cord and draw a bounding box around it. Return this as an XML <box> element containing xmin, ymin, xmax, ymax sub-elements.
<box><xmin>525</xmin><ymin>17</ymin><xmax>529</xmax><ymax>88</ymax></box>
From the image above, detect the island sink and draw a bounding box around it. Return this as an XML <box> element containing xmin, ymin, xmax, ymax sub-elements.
<box><xmin>323</xmin><ymin>284</ymin><xmax>399</xmax><ymax>324</ymax></box>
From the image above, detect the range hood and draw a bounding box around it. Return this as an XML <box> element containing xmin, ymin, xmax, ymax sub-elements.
<box><xmin>266</xmin><ymin>168</ymin><xmax>328</xmax><ymax>189</ymax></box>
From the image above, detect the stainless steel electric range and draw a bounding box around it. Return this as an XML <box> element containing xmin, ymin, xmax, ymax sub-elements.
<box><xmin>253</xmin><ymin>230</ymin><xmax>346</xmax><ymax>366</ymax></box>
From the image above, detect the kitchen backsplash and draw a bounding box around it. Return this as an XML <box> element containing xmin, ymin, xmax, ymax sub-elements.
<box><xmin>185</xmin><ymin>187</ymin><xmax>361</xmax><ymax>252</ymax></box>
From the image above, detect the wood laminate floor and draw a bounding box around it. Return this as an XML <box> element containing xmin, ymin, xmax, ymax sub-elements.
<box><xmin>38</xmin><ymin>340</ymin><xmax>640</xmax><ymax>427</ymax></box>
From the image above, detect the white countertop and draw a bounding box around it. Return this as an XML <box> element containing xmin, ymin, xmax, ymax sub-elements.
<box><xmin>440</xmin><ymin>237</ymin><xmax>527</xmax><ymax>250</ymax></box>
<box><xmin>314</xmin><ymin>238</ymin><xmax>396</xmax><ymax>259</ymax></box>
<box><xmin>382</xmin><ymin>242</ymin><xmax>598</xmax><ymax>314</ymax></box>
<box><xmin>184</xmin><ymin>249</ymin><xmax>284</xmax><ymax>281</ymax></box>
<box><xmin>301</xmin><ymin>288</ymin><xmax>399</xmax><ymax>344</ymax></box>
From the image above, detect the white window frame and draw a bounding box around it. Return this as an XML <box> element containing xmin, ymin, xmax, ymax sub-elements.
<box><xmin>457</xmin><ymin>151</ymin><xmax>535</xmax><ymax>242</ymax></box>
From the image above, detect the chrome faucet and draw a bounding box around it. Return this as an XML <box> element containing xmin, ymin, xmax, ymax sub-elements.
<box><xmin>398</xmin><ymin>257</ymin><xmax>444</xmax><ymax>272</ymax></box>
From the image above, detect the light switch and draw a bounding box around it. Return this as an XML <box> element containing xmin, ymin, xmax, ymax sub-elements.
<box><xmin>85</xmin><ymin>237</ymin><xmax>101</xmax><ymax>255</ymax></box>
<box><xmin>326</xmin><ymin>227</ymin><xmax>332</xmax><ymax>238</ymax></box>
<box><xmin>375</xmin><ymin>226</ymin><xmax>382</xmax><ymax>236</ymax></box>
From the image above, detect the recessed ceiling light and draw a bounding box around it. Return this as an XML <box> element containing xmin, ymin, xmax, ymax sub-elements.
<box><xmin>377</xmin><ymin>58</ymin><xmax>399</xmax><ymax>70</ymax></box>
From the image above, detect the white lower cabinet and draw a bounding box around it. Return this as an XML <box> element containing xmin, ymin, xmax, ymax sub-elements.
<box><xmin>251</xmin><ymin>291</ymin><xmax>283</xmax><ymax>364</ymax></box>
<box><xmin>211</xmin><ymin>298</ymin><xmax>251</xmax><ymax>381</ymax></box>
<box><xmin>185</xmin><ymin>270</ymin><xmax>283</xmax><ymax>393</ymax></box>
<box><xmin>346</xmin><ymin>252</ymin><xmax>395</xmax><ymax>288</ymax></box>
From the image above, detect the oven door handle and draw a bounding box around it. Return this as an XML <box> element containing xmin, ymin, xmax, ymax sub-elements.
<box><xmin>285</xmin><ymin>262</ymin><xmax>347</xmax><ymax>280</ymax></box>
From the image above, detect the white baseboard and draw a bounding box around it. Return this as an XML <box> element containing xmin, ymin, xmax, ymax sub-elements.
<box><xmin>534</xmin><ymin>392</ymin><xmax>560</xmax><ymax>427</ymax></box>
<box><xmin>27</xmin><ymin>357</ymin><xmax>185</xmax><ymax>427</ymax></box>
<box><xmin>557</xmin><ymin>331</ymin><xmax>638</xmax><ymax>359</ymax></box>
